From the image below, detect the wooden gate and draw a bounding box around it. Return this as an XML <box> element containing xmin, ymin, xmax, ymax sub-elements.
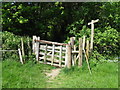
<box><xmin>32</xmin><ymin>36</ymin><xmax>72</xmax><ymax>68</ymax></box>
<box><xmin>32</xmin><ymin>36</ymin><xmax>90</xmax><ymax>69</ymax></box>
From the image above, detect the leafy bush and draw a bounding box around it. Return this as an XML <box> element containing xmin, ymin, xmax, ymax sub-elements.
<box><xmin>2</xmin><ymin>31</ymin><xmax>32</xmax><ymax>60</ymax></box>
<box><xmin>66</xmin><ymin>23</ymin><xmax>119</xmax><ymax>56</ymax></box>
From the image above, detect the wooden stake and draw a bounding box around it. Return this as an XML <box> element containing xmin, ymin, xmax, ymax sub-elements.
<box><xmin>18</xmin><ymin>48</ymin><xmax>23</xmax><ymax>64</ymax></box>
<box><xmin>83</xmin><ymin>49</ymin><xmax>92</xmax><ymax>75</ymax></box>
<box><xmin>82</xmin><ymin>36</ymin><xmax>86</xmax><ymax>50</ymax></box>
<box><xmin>78</xmin><ymin>38</ymin><xmax>82</xmax><ymax>67</ymax></box>
<box><xmin>35</xmin><ymin>36</ymin><xmax>40</xmax><ymax>61</ymax></box>
<box><xmin>32</xmin><ymin>36</ymin><xmax>36</xmax><ymax>53</ymax></box>
<box><xmin>21</xmin><ymin>38</ymin><xmax>25</xmax><ymax>57</ymax></box>
<box><xmin>27</xmin><ymin>37</ymin><xmax>31</xmax><ymax>56</ymax></box>
<box><xmin>88</xmin><ymin>19</ymin><xmax>99</xmax><ymax>51</ymax></box>
<box><xmin>74</xmin><ymin>45</ymin><xmax>77</xmax><ymax>65</ymax></box>
<box><xmin>86</xmin><ymin>40</ymin><xmax>89</xmax><ymax>59</ymax></box>
<box><xmin>44</xmin><ymin>44</ymin><xmax>47</xmax><ymax>63</ymax></box>
<box><xmin>59</xmin><ymin>46</ymin><xmax>62</xmax><ymax>67</ymax></box>
<box><xmin>66</xmin><ymin>45</ymin><xmax>72</xmax><ymax>68</ymax></box>
<box><xmin>70</xmin><ymin>37</ymin><xmax>75</xmax><ymax>66</ymax></box>
<box><xmin>51</xmin><ymin>44</ymin><xmax>55</xmax><ymax>65</ymax></box>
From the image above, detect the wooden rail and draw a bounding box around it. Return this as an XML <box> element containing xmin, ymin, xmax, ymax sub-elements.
<box><xmin>35</xmin><ymin>39</ymin><xmax>69</xmax><ymax>46</ymax></box>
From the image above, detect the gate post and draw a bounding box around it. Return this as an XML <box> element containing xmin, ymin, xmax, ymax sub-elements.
<box><xmin>65</xmin><ymin>44</ymin><xmax>72</xmax><ymax>68</ymax></box>
<box><xmin>32</xmin><ymin>36</ymin><xmax>40</xmax><ymax>61</ymax></box>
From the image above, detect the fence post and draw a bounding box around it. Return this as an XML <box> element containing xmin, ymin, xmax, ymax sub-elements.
<box><xmin>32</xmin><ymin>35</ymin><xmax>36</xmax><ymax>53</ymax></box>
<box><xmin>18</xmin><ymin>48</ymin><xmax>23</xmax><ymax>64</ymax></box>
<box><xmin>65</xmin><ymin>45</ymin><xmax>72</xmax><ymax>68</ymax></box>
<box><xmin>86</xmin><ymin>40</ymin><xmax>89</xmax><ymax>59</ymax></box>
<box><xmin>35</xmin><ymin>36</ymin><xmax>40</xmax><ymax>62</ymax></box>
<box><xmin>27</xmin><ymin>37</ymin><xmax>31</xmax><ymax>56</ymax></box>
<box><xmin>78</xmin><ymin>38</ymin><xmax>83</xmax><ymax>67</ymax></box>
<box><xmin>70</xmin><ymin>37</ymin><xmax>75</xmax><ymax>66</ymax></box>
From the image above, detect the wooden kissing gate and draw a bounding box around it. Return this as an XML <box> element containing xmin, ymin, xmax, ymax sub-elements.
<box><xmin>32</xmin><ymin>19</ymin><xmax>99</xmax><ymax>71</ymax></box>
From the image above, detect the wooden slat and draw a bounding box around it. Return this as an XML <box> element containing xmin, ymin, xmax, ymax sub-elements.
<box><xmin>39</xmin><ymin>61</ymin><xmax>65</xmax><ymax>67</ymax></box>
<box><xmin>82</xmin><ymin>36</ymin><xmax>86</xmax><ymax>50</ymax></box>
<box><xmin>18</xmin><ymin>48</ymin><xmax>23</xmax><ymax>64</ymax></box>
<box><xmin>35</xmin><ymin>39</ymin><xmax>68</xmax><ymax>46</ymax></box>
<box><xmin>40</xmin><ymin>45</ymin><xmax>66</xmax><ymax>51</ymax></box>
<box><xmin>51</xmin><ymin>44</ymin><xmax>55</xmax><ymax>65</ymax></box>
<box><xmin>78</xmin><ymin>38</ymin><xmax>82</xmax><ymax>67</ymax></box>
<box><xmin>59</xmin><ymin>46</ymin><xmax>62</xmax><ymax>67</ymax></box>
<box><xmin>72</xmin><ymin>51</ymin><xmax>79</xmax><ymax>53</ymax></box>
<box><xmin>86</xmin><ymin>40</ymin><xmax>89</xmax><ymax>59</ymax></box>
<box><xmin>44</xmin><ymin>44</ymin><xmax>47</xmax><ymax>63</ymax></box>
<box><xmin>35</xmin><ymin>37</ymin><xmax>40</xmax><ymax>61</ymax></box>
<box><xmin>65</xmin><ymin>45</ymin><xmax>72</xmax><ymax>68</ymax></box>
<box><xmin>74</xmin><ymin>45</ymin><xmax>77</xmax><ymax>65</ymax></box>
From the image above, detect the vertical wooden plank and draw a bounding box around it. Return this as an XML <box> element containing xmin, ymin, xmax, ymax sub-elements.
<box><xmin>21</xmin><ymin>38</ymin><xmax>25</xmax><ymax>57</ymax></box>
<box><xmin>32</xmin><ymin>36</ymin><xmax>36</xmax><ymax>53</ymax></box>
<box><xmin>44</xmin><ymin>44</ymin><xmax>47</xmax><ymax>63</ymax></box>
<box><xmin>27</xmin><ymin>37</ymin><xmax>31</xmax><ymax>56</ymax></box>
<box><xmin>70</xmin><ymin>37</ymin><xmax>75</xmax><ymax>66</ymax></box>
<box><xmin>78</xmin><ymin>38</ymin><xmax>82</xmax><ymax>67</ymax></box>
<box><xmin>59</xmin><ymin>46</ymin><xmax>62</xmax><ymax>67</ymax></box>
<box><xmin>35</xmin><ymin>36</ymin><xmax>40</xmax><ymax>61</ymax></box>
<box><xmin>65</xmin><ymin>45</ymin><xmax>68</xmax><ymax>67</ymax></box>
<box><xmin>82</xmin><ymin>36</ymin><xmax>86</xmax><ymax>50</ymax></box>
<box><xmin>18</xmin><ymin>48</ymin><xmax>23</xmax><ymax>64</ymax></box>
<box><xmin>74</xmin><ymin>45</ymin><xmax>77</xmax><ymax>64</ymax></box>
<box><xmin>86</xmin><ymin>40</ymin><xmax>89</xmax><ymax>59</ymax></box>
<box><xmin>51</xmin><ymin>44</ymin><xmax>55</xmax><ymax>65</ymax></box>
<box><xmin>90</xmin><ymin>20</ymin><xmax>94</xmax><ymax>51</ymax></box>
<box><xmin>66</xmin><ymin>45</ymin><xmax>72</xmax><ymax>68</ymax></box>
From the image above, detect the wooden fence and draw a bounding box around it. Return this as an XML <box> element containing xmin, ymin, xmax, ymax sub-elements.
<box><xmin>32</xmin><ymin>35</ymin><xmax>91</xmax><ymax>69</ymax></box>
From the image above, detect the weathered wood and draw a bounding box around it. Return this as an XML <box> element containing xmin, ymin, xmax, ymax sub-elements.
<box><xmin>27</xmin><ymin>37</ymin><xmax>31</xmax><ymax>55</ymax></box>
<box><xmin>65</xmin><ymin>45</ymin><xmax>72</xmax><ymax>68</ymax></box>
<box><xmin>21</xmin><ymin>38</ymin><xmax>25</xmax><ymax>57</ymax></box>
<box><xmin>83</xmin><ymin>49</ymin><xmax>92</xmax><ymax>75</ymax></box>
<box><xmin>18</xmin><ymin>48</ymin><xmax>23</xmax><ymax>64</ymax></box>
<box><xmin>70</xmin><ymin>37</ymin><xmax>75</xmax><ymax>66</ymax></box>
<box><xmin>59</xmin><ymin>46</ymin><xmax>62</xmax><ymax>67</ymax></box>
<box><xmin>35</xmin><ymin>39</ymin><xmax>68</xmax><ymax>46</ymax></box>
<box><xmin>44</xmin><ymin>44</ymin><xmax>47</xmax><ymax>63</ymax></box>
<box><xmin>51</xmin><ymin>44</ymin><xmax>55</xmax><ymax>65</ymax></box>
<box><xmin>35</xmin><ymin>37</ymin><xmax>40</xmax><ymax>61</ymax></box>
<box><xmin>88</xmin><ymin>19</ymin><xmax>99</xmax><ymax>50</ymax></box>
<box><xmin>72</xmin><ymin>51</ymin><xmax>79</xmax><ymax>53</ymax></box>
<box><xmin>74</xmin><ymin>45</ymin><xmax>77</xmax><ymax>65</ymax></box>
<box><xmin>32</xmin><ymin>36</ymin><xmax>37</xmax><ymax>53</ymax></box>
<box><xmin>40</xmin><ymin>45</ymin><xmax>66</xmax><ymax>50</ymax></box>
<box><xmin>78</xmin><ymin>38</ymin><xmax>82</xmax><ymax>67</ymax></box>
<box><xmin>86</xmin><ymin>40</ymin><xmax>89</xmax><ymax>59</ymax></box>
<box><xmin>82</xmin><ymin>36</ymin><xmax>86</xmax><ymax>50</ymax></box>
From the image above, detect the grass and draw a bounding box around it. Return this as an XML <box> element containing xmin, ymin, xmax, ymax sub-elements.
<box><xmin>47</xmin><ymin>62</ymin><xmax>118</xmax><ymax>88</ymax></box>
<box><xmin>2</xmin><ymin>59</ymin><xmax>118</xmax><ymax>88</ymax></box>
<box><xmin>2</xmin><ymin>59</ymin><xmax>55</xmax><ymax>88</ymax></box>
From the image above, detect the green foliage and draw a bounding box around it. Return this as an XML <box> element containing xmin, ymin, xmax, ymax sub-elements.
<box><xmin>2</xmin><ymin>31</ymin><xmax>32</xmax><ymax>60</ymax></box>
<box><xmin>94</xmin><ymin>26</ymin><xmax>119</xmax><ymax>55</ymax></box>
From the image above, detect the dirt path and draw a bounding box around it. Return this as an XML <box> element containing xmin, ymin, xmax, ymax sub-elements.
<box><xmin>45</xmin><ymin>68</ymin><xmax>61</xmax><ymax>80</ymax></box>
